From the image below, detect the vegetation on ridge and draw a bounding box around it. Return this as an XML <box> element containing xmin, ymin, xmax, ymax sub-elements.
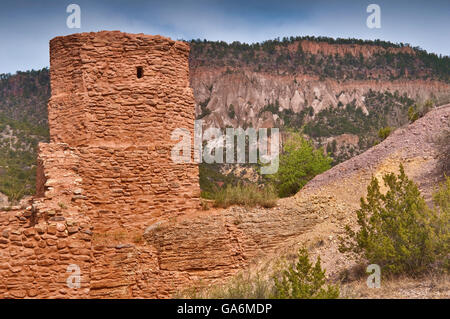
<box><xmin>190</xmin><ymin>36</ymin><xmax>450</xmax><ymax>82</ymax></box>
<box><xmin>339</xmin><ymin>165</ymin><xmax>450</xmax><ymax>275</ymax></box>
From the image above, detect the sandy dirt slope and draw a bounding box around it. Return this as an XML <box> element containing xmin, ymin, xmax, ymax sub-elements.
<box><xmin>148</xmin><ymin>104</ymin><xmax>449</xmax><ymax>298</ymax></box>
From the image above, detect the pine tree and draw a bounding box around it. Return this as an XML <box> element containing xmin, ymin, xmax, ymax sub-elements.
<box><xmin>272</xmin><ymin>248</ymin><xmax>339</xmax><ymax>299</ymax></box>
<box><xmin>340</xmin><ymin>164</ymin><xmax>449</xmax><ymax>275</ymax></box>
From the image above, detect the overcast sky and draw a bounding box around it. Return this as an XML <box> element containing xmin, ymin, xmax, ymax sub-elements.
<box><xmin>0</xmin><ymin>0</ymin><xmax>449</xmax><ymax>74</ymax></box>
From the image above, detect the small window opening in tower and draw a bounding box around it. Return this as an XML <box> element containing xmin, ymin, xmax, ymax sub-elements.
<box><xmin>136</xmin><ymin>66</ymin><xmax>144</xmax><ymax>78</ymax></box>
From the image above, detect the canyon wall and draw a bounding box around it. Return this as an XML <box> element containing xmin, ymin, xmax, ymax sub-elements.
<box><xmin>189</xmin><ymin>39</ymin><xmax>450</xmax><ymax>130</ymax></box>
<box><xmin>190</xmin><ymin>66</ymin><xmax>450</xmax><ymax>130</ymax></box>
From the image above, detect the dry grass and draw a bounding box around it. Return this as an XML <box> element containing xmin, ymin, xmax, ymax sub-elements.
<box><xmin>178</xmin><ymin>271</ymin><xmax>275</xmax><ymax>299</ymax></box>
<box><xmin>340</xmin><ymin>271</ymin><xmax>450</xmax><ymax>299</ymax></box>
<box><xmin>212</xmin><ymin>183</ymin><xmax>278</xmax><ymax>208</ymax></box>
<box><xmin>176</xmin><ymin>245</ymin><xmax>450</xmax><ymax>299</ymax></box>
<box><xmin>176</xmin><ymin>250</ymin><xmax>338</xmax><ymax>299</ymax></box>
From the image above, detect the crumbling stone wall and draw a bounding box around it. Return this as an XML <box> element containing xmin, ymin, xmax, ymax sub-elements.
<box><xmin>0</xmin><ymin>31</ymin><xmax>200</xmax><ymax>298</ymax></box>
<box><xmin>0</xmin><ymin>143</ymin><xmax>92</xmax><ymax>298</ymax></box>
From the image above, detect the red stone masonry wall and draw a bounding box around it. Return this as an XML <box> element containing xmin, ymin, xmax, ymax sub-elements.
<box><xmin>0</xmin><ymin>143</ymin><xmax>92</xmax><ymax>298</ymax></box>
<box><xmin>0</xmin><ymin>31</ymin><xmax>200</xmax><ymax>298</ymax></box>
<box><xmin>49</xmin><ymin>31</ymin><xmax>193</xmax><ymax>147</ymax></box>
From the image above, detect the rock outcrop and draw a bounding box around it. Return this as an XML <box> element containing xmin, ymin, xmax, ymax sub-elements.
<box><xmin>191</xmin><ymin>67</ymin><xmax>450</xmax><ymax>130</ymax></box>
<box><xmin>189</xmin><ymin>38</ymin><xmax>450</xmax><ymax>130</ymax></box>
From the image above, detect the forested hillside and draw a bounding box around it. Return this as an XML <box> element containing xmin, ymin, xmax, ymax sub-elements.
<box><xmin>190</xmin><ymin>36</ymin><xmax>450</xmax><ymax>81</ymax></box>
<box><xmin>0</xmin><ymin>69</ymin><xmax>50</xmax><ymax>202</ymax></box>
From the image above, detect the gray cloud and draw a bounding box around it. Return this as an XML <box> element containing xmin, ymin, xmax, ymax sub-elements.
<box><xmin>0</xmin><ymin>0</ymin><xmax>448</xmax><ymax>74</ymax></box>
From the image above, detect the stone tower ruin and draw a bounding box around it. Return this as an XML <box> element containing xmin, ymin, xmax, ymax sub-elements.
<box><xmin>0</xmin><ymin>31</ymin><xmax>200</xmax><ymax>298</ymax></box>
<box><xmin>42</xmin><ymin>31</ymin><xmax>200</xmax><ymax>231</ymax></box>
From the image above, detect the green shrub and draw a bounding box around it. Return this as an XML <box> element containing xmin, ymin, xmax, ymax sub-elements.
<box><xmin>408</xmin><ymin>105</ymin><xmax>419</xmax><ymax>122</ymax></box>
<box><xmin>339</xmin><ymin>164</ymin><xmax>449</xmax><ymax>275</ymax></box>
<box><xmin>270</xmin><ymin>133</ymin><xmax>331</xmax><ymax>197</ymax></box>
<box><xmin>408</xmin><ymin>100</ymin><xmax>434</xmax><ymax>123</ymax></box>
<box><xmin>272</xmin><ymin>248</ymin><xmax>339</xmax><ymax>299</ymax></box>
<box><xmin>377</xmin><ymin>126</ymin><xmax>392</xmax><ymax>141</ymax></box>
<box><xmin>179</xmin><ymin>248</ymin><xmax>339</xmax><ymax>299</ymax></box>
<box><xmin>212</xmin><ymin>183</ymin><xmax>277</xmax><ymax>208</ymax></box>
<box><xmin>422</xmin><ymin>99</ymin><xmax>434</xmax><ymax>114</ymax></box>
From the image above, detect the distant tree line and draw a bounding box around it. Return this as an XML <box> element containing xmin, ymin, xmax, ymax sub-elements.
<box><xmin>189</xmin><ymin>36</ymin><xmax>450</xmax><ymax>82</ymax></box>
